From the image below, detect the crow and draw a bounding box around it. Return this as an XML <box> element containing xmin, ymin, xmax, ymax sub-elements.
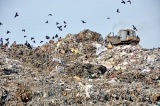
<box><xmin>7</xmin><ymin>30</ymin><xmax>11</xmax><ymax>34</ymax></box>
<box><xmin>132</xmin><ymin>25</ymin><xmax>138</xmax><ymax>31</ymax></box>
<box><xmin>46</xmin><ymin>36</ymin><xmax>50</xmax><ymax>39</ymax></box>
<box><xmin>22</xmin><ymin>29</ymin><xmax>25</xmax><ymax>32</ymax></box>
<box><xmin>5</xmin><ymin>38</ymin><xmax>9</xmax><ymax>41</ymax></box>
<box><xmin>31</xmin><ymin>37</ymin><xmax>34</xmax><ymax>40</ymax></box>
<box><xmin>107</xmin><ymin>17</ymin><xmax>110</xmax><ymax>19</ymax></box>
<box><xmin>55</xmin><ymin>34</ymin><xmax>58</xmax><ymax>38</ymax></box>
<box><xmin>64</xmin><ymin>25</ymin><xmax>67</xmax><ymax>28</ymax></box>
<box><xmin>48</xmin><ymin>14</ymin><xmax>52</xmax><ymax>16</ymax></box>
<box><xmin>52</xmin><ymin>36</ymin><xmax>54</xmax><ymax>39</ymax></box>
<box><xmin>24</xmin><ymin>35</ymin><xmax>27</xmax><ymax>38</ymax></box>
<box><xmin>14</xmin><ymin>12</ymin><xmax>19</xmax><ymax>18</ymax></box>
<box><xmin>56</xmin><ymin>22</ymin><xmax>60</xmax><ymax>25</ymax></box>
<box><xmin>81</xmin><ymin>20</ymin><xmax>86</xmax><ymax>23</ymax></box>
<box><xmin>40</xmin><ymin>41</ymin><xmax>43</xmax><ymax>43</ymax></box>
<box><xmin>63</xmin><ymin>21</ymin><xmax>67</xmax><ymax>24</ymax></box>
<box><xmin>0</xmin><ymin>22</ymin><xmax>3</xmax><ymax>26</ymax></box>
<box><xmin>33</xmin><ymin>40</ymin><xmax>36</xmax><ymax>43</ymax></box>
<box><xmin>57</xmin><ymin>26</ymin><xmax>62</xmax><ymax>29</ymax></box>
<box><xmin>127</xmin><ymin>0</ymin><xmax>131</xmax><ymax>4</ymax></box>
<box><xmin>117</xmin><ymin>9</ymin><xmax>120</xmax><ymax>13</ymax></box>
<box><xmin>46</xmin><ymin>21</ymin><xmax>48</xmax><ymax>23</ymax></box>
<box><xmin>121</xmin><ymin>0</ymin><xmax>125</xmax><ymax>4</ymax></box>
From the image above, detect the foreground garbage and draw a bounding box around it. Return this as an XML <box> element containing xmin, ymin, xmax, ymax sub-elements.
<box><xmin>0</xmin><ymin>29</ymin><xmax>160</xmax><ymax>106</ymax></box>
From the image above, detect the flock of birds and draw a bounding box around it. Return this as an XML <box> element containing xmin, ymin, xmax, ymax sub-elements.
<box><xmin>0</xmin><ymin>0</ymin><xmax>138</xmax><ymax>46</ymax></box>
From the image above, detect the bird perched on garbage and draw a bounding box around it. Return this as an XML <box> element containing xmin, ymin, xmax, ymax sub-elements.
<box><xmin>6</xmin><ymin>30</ymin><xmax>11</xmax><ymax>34</ymax></box>
<box><xmin>121</xmin><ymin>0</ymin><xmax>125</xmax><ymax>4</ymax></box>
<box><xmin>0</xmin><ymin>22</ymin><xmax>3</xmax><ymax>26</ymax></box>
<box><xmin>56</xmin><ymin>22</ymin><xmax>60</xmax><ymax>25</ymax></box>
<box><xmin>107</xmin><ymin>17</ymin><xmax>110</xmax><ymax>19</ymax></box>
<box><xmin>31</xmin><ymin>37</ymin><xmax>34</xmax><ymax>40</ymax></box>
<box><xmin>48</xmin><ymin>14</ymin><xmax>52</xmax><ymax>16</ymax></box>
<box><xmin>45</xmin><ymin>35</ymin><xmax>50</xmax><ymax>39</ymax></box>
<box><xmin>14</xmin><ymin>12</ymin><xmax>19</xmax><ymax>18</ymax></box>
<box><xmin>63</xmin><ymin>21</ymin><xmax>67</xmax><ymax>24</ymax></box>
<box><xmin>40</xmin><ymin>41</ymin><xmax>43</xmax><ymax>43</ymax></box>
<box><xmin>117</xmin><ymin>9</ymin><xmax>120</xmax><ymax>13</ymax></box>
<box><xmin>81</xmin><ymin>20</ymin><xmax>86</xmax><ymax>23</ymax></box>
<box><xmin>0</xmin><ymin>87</ymin><xmax>8</xmax><ymax>105</ymax></box>
<box><xmin>22</xmin><ymin>29</ymin><xmax>25</xmax><ymax>32</ymax></box>
<box><xmin>5</xmin><ymin>38</ymin><xmax>9</xmax><ymax>42</ymax></box>
<box><xmin>132</xmin><ymin>25</ymin><xmax>138</xmax><ymax>31</ymax></box>
<box><xmin>46</xmin><ymin>21</ymin><xmax>48</xmax><ymax>23</ymax></box>
<box><xmin>64</xmin><ymin>25</ymin><xmax>67</xmax><ymax>28</ymax></box>
<box><xmin>55</xmin><ymin>34</ymin><xmax>58</xmax><ymax>38</ymax></box>
<box><xmin>127</xmin><ymin>0</ymin><xmax>131</xmax><ymax>4</ymax></box>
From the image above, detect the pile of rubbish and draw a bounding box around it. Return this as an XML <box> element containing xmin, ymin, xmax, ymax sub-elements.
<box><xmin>0</xmin><ymin>29</ymin><xmax>160</xmax><ymax>106</ymax></box>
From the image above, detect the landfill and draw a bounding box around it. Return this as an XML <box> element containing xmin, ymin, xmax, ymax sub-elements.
<box><xmin>0</xmin><ymin>29</ymin><xmax>160</xmax><ymax>106</ymax></box>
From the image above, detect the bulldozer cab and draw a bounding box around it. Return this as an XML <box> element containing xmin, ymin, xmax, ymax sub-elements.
<box><xmin>118</xmin><ymin>29</ymin><xmax>136</xmax><ymax>41</ymax></box>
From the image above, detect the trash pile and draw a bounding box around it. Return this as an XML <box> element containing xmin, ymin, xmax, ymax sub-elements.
<box><xmin>0</xmin><ymin>29</ymin><xmax>160</xmax><ymax>106</ymax></box>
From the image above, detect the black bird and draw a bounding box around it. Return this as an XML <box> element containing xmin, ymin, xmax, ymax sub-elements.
<box><xmin>59</xmin><ymin>28</ymin><xmax>62</xmax><ymax>31</ymax></box>
<box><xmin>40</xmin><ymin>41</ymin><xmax>43</xmax><ymax>43</ymax></box>
<box><xmin>81</xmin><ymin>20</ymin><xmax>86</xmax><ymax>23</ymax></box>
<box><xmin>57</xmin><ymin>26</ymin><xmax>62</xmax><ymax>29</ymax></box>
<box><xmin>31</xmin><ymin>37</ymin><xmax>34</xmax><ymax>40</ymax></box>
<box><xmin>46</xmin><ymin>21</ymin><xmax>48</xmax><ymax>23</ymax></box>
<box><xmin>33</xmin><ymin>40</ymin><xmax>36</xmax><ymax>43</ymax></box>
<box><xmin>24</xmin><ymin>35</ymin><xmax>27</xmax><ymax>38</ymax></box>
<box><xmin>14</xmin><ymin>12</ymin><xmax>19</xmax><ymax>18</ymax></box>
<box><xmin>0</xmin><ymin>22</ymin><xmax>3</xmax><ymax>26</ymax></box>
<box><xmin>7</xmin><ymin>30</ymin><xmax>11</xmax><ymax>34</ymax></box>
<box><xmin>55</xmin><ymin>34</ymin><xmax>58</xmax><ymax>38</ymax></box>
<box><xmin>46</xmin><ymin>36</ymin><xmax>50</xmax><ymax>39</ymax></box>
<box><xmin>117</xmin><ymin>9</ymin><xmax>120</xmax><ymax>13</ymax></box>
<box><xmin>22</xmin><ymin>29</ymin><xmax>25</xmax><ymax>32</ymax></box>
<box><xmin>63</xmin><ymin>21</ymin><xmax>67</xmax><ymax>24</ymax></box>
<box><xmin>132</xmin><ymin>25</ymin><xmax>138</xmax><ymax>31</ymax></box>
<box><xmin>52</xmin><ymin>36</ymin><xmax>54</xmax><ymax>39</ymax></box>
<box><xmin>127</xmin><ymin>0</ymin><xmax>131</xmax><ymax>4</ymax></box>
<box><xmin>121</xmin><ymin>0</ymin><xmax>125</xmax><ymax>4</ymax></box>
<box><xmin>5</xmin><ymin>38</ymin><xmax>9</xmax><ymax>41</ymax></box>
<box><xmin>107</xmin><ymin>17</ymin><xmax>110</xmax><ymax>19</ymax></box>
<box><xmin>48</xmin><ymin>14</ymin><xmax>52</xmax><ymax>16</ymax></box>
<box><xmin>64</xmin><ymin>25</ymin><xmax>67</xmax><ymax>28</ymax></box>
<box><xmin>56</xmin><ymin>22</ymin><xmax>60</xmax><ymax>25</ymax></box>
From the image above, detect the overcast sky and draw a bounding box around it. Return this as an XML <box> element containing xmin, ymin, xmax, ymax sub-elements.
<box><xmin>0</xmin><ymin>0</ymin><xmax>160</xmax><ymax>48</ymax></box>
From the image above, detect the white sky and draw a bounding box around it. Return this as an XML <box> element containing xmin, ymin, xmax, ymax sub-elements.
<box><xmin>0</xmin><ymin>0</ymin><xmax>160</xmax><ymax>48</ymax></box>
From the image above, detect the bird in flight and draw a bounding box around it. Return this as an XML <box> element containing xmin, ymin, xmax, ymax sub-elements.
<box><xmin>7</xmin><ymin>30</ymin><xmax>11</xmax><ymax>34</ymax></box>
<box><xmin>127</xmin><ymin>0</ymin><xmax>131</xmax><ymax>4</ymax></box>
<box><xmin>46</xmin><ymin>21</ymin><xmax>48</xmax><ymax>23</ymax></box>
<box><xmin>63</xmin><ymin>21</ymin><xmax>67</xmax><ymax>24</ymax></box>
<box><xmin>0</xmin><ymin>22</ymin><xmax>3</xmax><ymax>26</ymax></box>
<box><xmin>121</xmin><ymin>0</ymin><xmax>125</xmax><ymax>4</ymax></box>
<box><xmin>46</xmin><ymin>36</ymin><xmax>50</xmax><ymax>39</ymax></box>
<box><xmin>24</xmin><ymin>35</ymin><xmax>27</xmax><ymax>38</ymax></box>
<box><xmin>5</xmin><ymin>38</ymin><xmax>9</xmax><ymax>41</ymax></box>
<box><xmin>59</xmin><ymin>28</ymin><xmax>62</xmax><ymax>31</ymax></box>
<box><xmin>48</xmin><ymin>14</ymin><xmax>52</xmax><ymax>16</ymax></box>
<box><xmin>31</xmin><ymin>37</ymin><xmax>34</xmax><ymax>40</ymax></box>
<box><xmin>14</xmin><ymin>12</ymin><xmax>19</xmax><ymax>18</ymax></box>
<box><xmin>40</xmin><ymin>41</ymin><xmax>43</xmax><ymax>43</ymax></box>
<box><xmin>107</xmin><ymin>17</ymin><xmax>110</xmax><ymax>19</ymax></box>
<box><xmin>132</xmin><ymin>25</ymin><xmax>138</xmax><ymax>31</ymax></box>
<box><xmin>64</xmin><ymin>25</ymin><xmax>67</xmax><ymax>28</ymax></box>
<box><xmin>33</xmin><ymin>40</ymin><xmax>36</xmax><ymax>43</ymax></box>
<box><xmin>56</xmin><ymin>22</ymin><xmax>60</xmax><ymax>25</ymax></box>
<box><xmin>117</xmin><ymin>9</ymin><xmax>120</xmax><ymax>13</ymax></box>
<box><xmin>22</xmin><ymin>29</ymin><xmax>25</xmax><ymax>32</ymax></box>
<box><xmin>81</xmin><ymin>20</ymin><xmax>86</xmax><ymax>23</ymax></box>
<box><xmin>57</xmin><ymin>26</ymin><xmax>62</xmax><ymax>29</ymax></box>
<box><xmin>52</xmin><ymin>36</ymin><xmax>54</xmax><ymax>39</ymax></box>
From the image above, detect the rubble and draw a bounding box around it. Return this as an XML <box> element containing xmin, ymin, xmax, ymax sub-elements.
<box><xmin>0</xmin><ymin>29</ymin><xmax>160</xmax><ymax>105</ymax></box>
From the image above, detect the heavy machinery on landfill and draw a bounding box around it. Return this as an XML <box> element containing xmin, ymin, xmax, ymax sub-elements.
<box><xmin>105</xmin><ymin>29</ymin><xmax>140</xmax><ymax>49</ymax></box>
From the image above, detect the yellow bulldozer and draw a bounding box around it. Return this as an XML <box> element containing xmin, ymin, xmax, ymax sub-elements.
<box><xmin>105</xmin><ymin>29</ymin><xmax>140</xmax><ymax>49</ymax></box>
